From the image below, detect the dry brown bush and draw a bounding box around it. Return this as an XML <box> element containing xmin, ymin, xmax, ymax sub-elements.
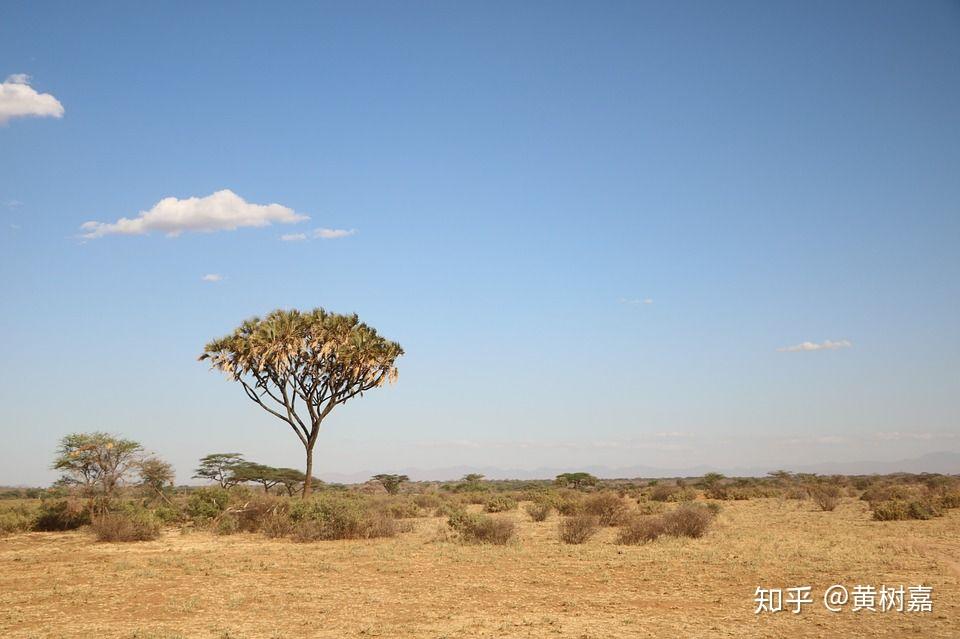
<box><xmin>558</xmin><ymin>514</ymin><xmax>600</xmax><ymax>544</ymax></box>
<box><xmin>92</xmin><ymin>510</ymin><xmax>161</xmax><ymax>542</ymax></box>
<box><xmin>583</xmin><ymin>492</ymin><xmax>629</xmax><ymax>526</ymax></box>
<box><xmin>660</xmin><ymin>503</ymin><xmax>714</xmax><ymax>538</ymax></box>
<box><xmin>616</xmin><ymin>515</ymin><xmax>665</xmax><ymax>544</ymax></box>
<box><xmin>809</xmin><ymin>484</ymin><xmax>842</xmax><ymax>511</ymax></box>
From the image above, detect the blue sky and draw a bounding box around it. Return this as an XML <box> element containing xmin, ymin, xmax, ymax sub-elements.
<box><xmin>1</xmin><ymin>1</ymin><xmax>958</xmax><ymax>485</ymax></box>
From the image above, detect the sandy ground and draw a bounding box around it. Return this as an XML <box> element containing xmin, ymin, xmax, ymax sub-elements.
<box><xmin>0</xmin><ymin>498</ymin><xmax>957</xmax><ymax>638</ymax></box>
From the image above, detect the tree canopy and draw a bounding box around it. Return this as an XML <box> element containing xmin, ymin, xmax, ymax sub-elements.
<box><xmin>200</xmin><ymin>308</ymin><xmax>403</xmax><ymax>496</ymax></box>
<box><xmin>554</xmin><ymin>472</ymin><xmax>599</xmax><ymax>490</ymax></box>
<box><xmin>53</xmin><ymin>432</ymin><xmax>144</xmax><ymax>499</ymax></box>
<box><xmin>194</xmin><ymin>453</ymin><xmax>246</xmax><ymax>489</ymax></box>
<box><xmin>371</xmin><ymin>473</ymin><xmax>409</xmax><ymax>495</ymax></box>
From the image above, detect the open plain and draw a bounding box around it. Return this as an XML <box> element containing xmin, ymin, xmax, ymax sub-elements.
<box><xmin>1</xmin><ymin>497</ymin><xmax>957</xmax><ymax>639</ymax></box>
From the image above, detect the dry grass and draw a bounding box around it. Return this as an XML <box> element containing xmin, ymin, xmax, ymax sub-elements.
<box><xmin>0</xmin><ymin>498</ymin><xmax>957</xmax><ymax>638</ymax></box>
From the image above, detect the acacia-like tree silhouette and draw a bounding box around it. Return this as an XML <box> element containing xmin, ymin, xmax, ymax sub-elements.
<box><xmin>200</xmin><ymin>308</ymin><xmax>403</xmax><ymax>496</ymax></box>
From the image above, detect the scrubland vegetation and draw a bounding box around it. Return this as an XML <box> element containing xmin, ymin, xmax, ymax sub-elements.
<box><xmin>2</xmin><ymin>469</ymin><xmax>958</xmax><ymax>638</ymax></box>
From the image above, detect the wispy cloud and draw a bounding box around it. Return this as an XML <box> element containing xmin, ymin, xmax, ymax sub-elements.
<box><xmin>5</xmin><ymin>199</ymin><xmax>23</xmax><ymax>209</ymax></box>
<box><xmin>777</xmin><ymin>339</ymin><xmax>852</xmax><ymax>353</ymax></box>
<box><xmin>201</xmin><ymin>274</ymin><xmax>223</xmax><ymax>282</ymax></box>
<box><xmin>280</xmin><ymin>233</ymin><xmax>307</xmax><ymax>242</ymax></box>
<box><xmin>0</xmin><ymin>74</ymin><xmax>64</xmax><ymax>125</ymax></box>
<box><xmin>314</xmin><ymin>228</ymin><xmax>356</xmax><ymax>239</ymax></box>
<box><xmin>875</xmin><ymin>431</ymin><xmax>957</xmax><ymax>442</ymax></box>
<box><xmin>79</xmin><ymin>190</ymin><xmax>307</xmax><ymax>239</ymax></box>
<box><xmin>619</xmin><ymin>297</ymin><xmax>653</xmax><ymax>306</ymax></box>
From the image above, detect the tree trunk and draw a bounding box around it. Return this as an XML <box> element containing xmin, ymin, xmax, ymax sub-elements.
<box><xmin>303</xmin><ymin>446</ymin><xmax>315</xmax><ymax>498</ymax></box>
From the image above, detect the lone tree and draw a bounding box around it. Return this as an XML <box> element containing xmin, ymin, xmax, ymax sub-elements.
<box><xmin>371</xmin><ymin>473</ymin><xmax>409</xmax><ymax>495</ymax></box>
<box><xmin>194</xmin><ymin>453</ymin><xmax>246</xmax><ymax>488</ymax></box>
<box><xmin>53</xmin><ymin>432</ymin><xmax>144</xmax><ymax>508</ymax></box>
<box><xmin>200</xmin><ymin>309</ymin><xmax>403</xmax><ymax>497</ymax></box>
<box><xmin>555</xmin><ymin>472</ymin><xmax>598</xmax><ymax>490</ymax></box>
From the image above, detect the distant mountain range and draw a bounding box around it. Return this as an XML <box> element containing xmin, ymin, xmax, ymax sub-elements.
<box><xmin>317</xmin><ymin>451</ymin><xmax>960</xmax><ymax>483</ymax></box>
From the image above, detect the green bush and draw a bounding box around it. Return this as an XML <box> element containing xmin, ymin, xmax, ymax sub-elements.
<box><xmin>382</xmin><ymin>497</ymin><xmax>422</xmax><ymax>519</ymax></box>
<box><xmin>447</xmin><ymin>511</ymin><xmax>515</xmax><ymax>544</ymax></box>
<box><xmin>483</xmin><ymin>495</ymin><xmax>517</xmax><ymax>513</ymax></box>
<box><xmin>289</xmin><ymin>494</ymin><xmax>396</xmax><ymax>541</ymax></box>
<box><xmin>558</xmin><ymin>514</ymin><xmax>600</xmax><ymax>544</ymax></box>
<box><xmin>524</xmin><ymin>502</ymin><xmax>552</xmax><ymax>522</ymax></box>
<box><xmin>871</xmin><ymin>499</ymin><xmax>942</xmax><ymax>521</ymax></box>
<box><xmin>186</xmin><ymin>487</ymin><xmax>230</xmax><ymax>521</ymax></box>
<box><xmin>215</xmin><ymin>514</ymin><xmax>240</xmax><ymax>536</ymax></box>
<box><xmin>0</xmin><ymin>504</ymin><xmax>36</xmax><ymax>535</ymax></box>
<box><xmin>34</xmin><ymin>498</ymin><xmax>90</xmax><ymax>531</ymax></box>
<box><xmin>92</xmin><ymin>508</ymin><xmax>161</xmax><ymax>542</ymax></box>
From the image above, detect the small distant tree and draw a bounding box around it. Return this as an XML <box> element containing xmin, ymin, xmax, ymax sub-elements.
<box><xmin>372</xmin><ymin>473</ymin><xmax>409</xmax><ymax>495</ymax></box>
<box><xmin>139</xmin><ymin>457</ymin><xmax>175</xmax><ymax>503</ymax></box>
<box><xmin>231</xmin><ymin>462</ymin><xmax>283</xmax><ymax>493</ymax></box>
<box><xmin>555</xmin><ymin>472</ymin><xmax>598</xmax><ymax>490</ymax></box>
<box><xmin>200</xmin><ymin>309</ymin><xmax>403</xmax><ymax>497</ymax></box>
<box><xmin>53</xmin><ymin>432</ymin><xmax>144</xmax><ymax>508</ymax></box>
<box><xmin>273</xmin><ymin>468</ymin><xmax>311</xmax><ymax>496</ymax></box>
<box><xmin>194</xmin><ymin>453</ymin><xmax>245</xmax><ymax>488</ymax></box>
<box><xmin>700</xmin><ymin>472</ymin><xmax>725</xmax><ymax>488</ymax></box>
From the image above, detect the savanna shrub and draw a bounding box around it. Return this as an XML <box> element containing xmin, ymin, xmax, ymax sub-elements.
<box><xmin>186</xmin><ymin>487</ymin><xmax>230</xmax><ymax>521</ymax></box>
<box><xmin>524</xmin><ymin>502</ymin><xmax>552</xmax><ymax>522</ymax></box>
<box><xmin>635</xmin><ymin>500</ymin><xmax>666</xmax><ymax>516</ymax></box>
<box><xmin>660</xmin><ymin>503</ymin><xmax>715</xmax><ymax>538</ymax></box>
<box><xmin>871</xmin><ymin>499</ymin><xmax>942</xmax><ymax>521</ymax></box>
<box><xmin>483</xmin><ymin>495</ymin><xmax>518</xmax><ymax>513</ymax></box>
<box><xmin>412</xmin><ymin>494</ymin><xmax>442</xmax><ymax>510</ymax></box>
<box><xmin>553</xmin><ymin>491</ymin><xmax>585</xmax><ymax>515</ymax></box>
<box><xmin>378</xmin><ymin>497</ymin><xmax>421</xmax><ymax>519</ymax></box>
<box><xmin>939</xmin><ymin>490</ymin><xmax>960</xmax><ymax>509</ymax></box>
<box><xmin>0</xmin><ymin>504</ymin><xmax>36</xmax><ymax>535</ymax></box>
<box><xmin>616</xmin><ymin>515</ymin><xmax>665</xmax><ymax>544</ymax></box>
<box><xmin>34</xmin><ymin>498</ymin><xmax>90</xmax><ymax>531</ymax></box>
<box><xmin>92</xmin><ymin>507</ymin><xmax>161</xmax><ymax>542</ymax></box>
<box><xmin>447</xmin><ymin>511</ymin><xmax>515</xmax><ymax>544</ymax></box>
<box><xmin>809</xmin><ymin>485</ymin><xmax>842</xmax><ymax>512</ymax></box>
<box><xmin>234</xmin><ymin>494</ymin><xmax>288</xmax><ymax>532</ymax></box>
<box><xmin>215</xmin><ymin>514</ymin><xmax>240</xmax><ymax>535</ymax></box>
<box><xmin>583</xmin><ymin>492</ymin><xmax>628</xmax><ymax>526</ymax></box>
<box><xmin>649</xmin><ymin>484</ymin><xmax>679</xmax><ymax>502</ymax></box>
<box><xmin>558</xmin><ymin>514</ymin><xmax>600</xmax><ymax>544</ymax></box>
<box><xmin>667</xmin><ymin>487</ymin><xmax>699</xmax><ymax>503</ymax></box>
<box><xmin>289</xmin><ymin>494</ymin><xmax>396</xmax><ymax>541</ymax></box>
<box><xmin>151</xmin><ymin>504</ymin><xmax>182</xmax><ymax>524</ymax></box>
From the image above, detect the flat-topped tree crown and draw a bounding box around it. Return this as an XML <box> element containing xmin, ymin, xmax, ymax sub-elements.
<box><xmin>200</xmin><ymin>308</ymin><xmax>403</xmax><ymax>496</ymax></box>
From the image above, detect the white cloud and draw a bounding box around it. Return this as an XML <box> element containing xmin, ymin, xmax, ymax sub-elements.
<box><xmin>80</xmin><ymin>189</ymin><xmax>308</xmax><ymax>239</ymax></box>
<box><xmin>314</xmin><ymin>228</ymin><xmax>356</xmax><ymax>239</ymax></box>
<box><xmin>5</xmin><ymin>199</ymin><xmax>23</xmax><ymax>209</ymax></box>
<box><xmin>777</xmin><ymin>339</ymin><xmax>852</xmax><ymax>353</ymax></box>
<box><xmin>201</xmin><ymin>274</ymin><xmax>223</xmax><ymax>282</ymax></box>
<box><xmin>0</xmin><ymin>74</ymin><xmax>64</xmax><ymax>124</ymax></box>
<box><xmin>619</xmin><ymin>297</ymin><xmax>653</xmax><ymax>306</ymax></box>
<box><xmin>280</xmin><ymin>233</ymin><xmax>307</xmax><ymax>242</ymax></box>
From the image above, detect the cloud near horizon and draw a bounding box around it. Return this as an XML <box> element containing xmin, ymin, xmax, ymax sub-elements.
<box><xmin>80</xmin><ymin>190</ymin><xmax>308</xmax><ymax>238</ymax></box>
<box><xmin>0</xmin><ymin>74</ymin><xmax>65</xmax><ymax>124</ymax></box>
<box><xmin>777</xmin><ymin>339</ymin><xmax>852</xmax><ymax>353</ymax></box>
